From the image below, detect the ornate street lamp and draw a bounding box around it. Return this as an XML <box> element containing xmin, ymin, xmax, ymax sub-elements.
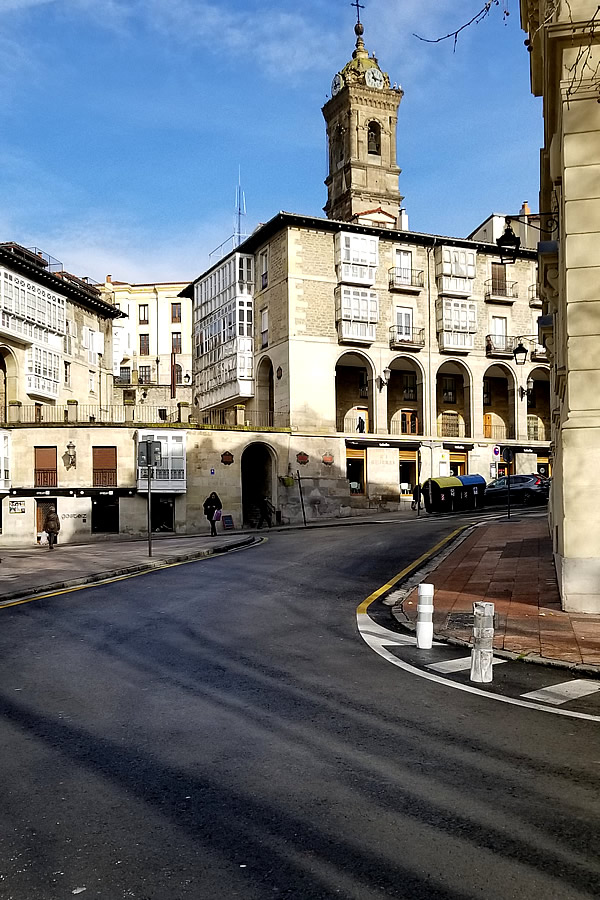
<box><xmin>496</xmin><ymin>218</ymin><xmax>521</xmax><ymax>264</ymax></box>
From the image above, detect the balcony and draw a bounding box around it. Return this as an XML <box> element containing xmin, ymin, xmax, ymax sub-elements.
<box><xmin>485</xmin><ymin>334</ymin><xmax>518</xmax><ymax>358</ymax></box>
<box><xmin>531</xmin><ymin>342</ymin><xmax>548</xmax><ymax>361</ymax></box>
<box><xmin>26</xmin><ymin>374</ymin><xmax>59</xmax><ymax>401</ymax></box>
<box><xmin>93</xmin><ymin>469</ymin><xmax>118</xmax><ymax>487</ymax></box>
<box><xmin>437</xmin><ymin>276</ymin><xmax>473</xmax><ymax>298</ymax></box>
<box><xmin>137</xmin><ymin>466</ymin><xmax>186</xmax><ymax>494</ymax></box>
<box><xmin>336</xmin><ymin>416</ymin><xmax>372</xmax><ymax>434</ymax></box>
<box><xmin>388</xmin><ymin>267</ymin><xmax>424</xmax><ymax>293</ymax></box>
<box><xmin>484</xmin><ymin>279</ymin><xmax>518</xmax><ymax>304</ymax></box>
<box><xmin>337</xmin><ymin>320</ymin><xmax>376</xmax><ymax>345</ymax></box>
<box><xmin>35</xmin><ymin>469</ymin><xmax>57</xmax><ymax>487</ymax></box>
<box><xmin>437</xmin><ymin>421</ymin><xmax>469</xmax><ymax>438</ymax></box>
<box><xmin>437</xmin><ymin>331</ymin><xmax>474</xmax><ymax>353</ymax></box>
<box><xmin>482</xmin><ymin>423</ymin><xmax>515</xmax><ymax>440</ymax></box>
<box><xmin>529</xmin><ymin>284</ymin><xmax>542</xmax><ymax>308</ymax></box>
<box><xmin>389</xmin><ymin>326</ymin><xmax>425</xmax><ymax>350</ymax></box>
<box><xmin>338</xmin><ymin>262</ymin><xmax>377</xmax><ymax>286</ymax></box>
<box><xmin>527</xmin><ymin>419</ymin><xmax>550</xmax><ymax>441</ymax></box>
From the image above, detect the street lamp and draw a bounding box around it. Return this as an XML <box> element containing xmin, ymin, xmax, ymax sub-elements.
<box><xmin>496</xmin><ymin>218</ymin><xmax>521</xmax><ymax>265</ymax></box>
<box><xmin>377</xmin><ymin>366</ymin><xmax>392</xmax><ymax>391</ymax></box>
<box><xmin>513</xmin><ymin>334</ymin><xmax>540</xmax><ymax>366</ymax></box>
<box><xmin>519</xmin><ymin>376</ymin><xmax>534</xmax><ymax>400</ymax></box>
<box><xmin>66</xmin><ymin>440</ymin><xmax>77</xmax><ymax>467</ymax></box>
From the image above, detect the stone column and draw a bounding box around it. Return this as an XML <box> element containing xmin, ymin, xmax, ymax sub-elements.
<box><xmin>235</xmin><ymin>404</ymin><xmax>246</xmax><ymax>426</ymax></box>
<box><xmin>67</xmin><ymin>400</ymin><xmax>78</xmax><ymax>424</ymax></box>
<box><xmin>177</xmin><ymin>401</ymin><xmax>189</xmax><ymax>424</ymax></box>
<box><xmin>8</xmin><ymin>401</ymin><xmax>21</xmax><ymax>424</ymax></box>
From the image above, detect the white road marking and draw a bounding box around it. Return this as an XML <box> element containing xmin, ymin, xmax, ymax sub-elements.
<box><xmin>521</xmin><ymin>680</ymin><xmax>600</xmax><ymax>706</ymax></box>
<box><xmin>356</xmin><ymin>612</ymin><xmax>600</xmax><ymax>722</ymax></box>
<box><xmin>427</xmin><ymin>656</ymin><xmax>507</xmax><ymax>674</ymax></box>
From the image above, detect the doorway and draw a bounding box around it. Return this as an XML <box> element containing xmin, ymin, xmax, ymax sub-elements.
<box><xmin>36</xmin><ymin>498</ymin><xmax>57</xmax><ymax>541</ymax></box>
<box><xmin>151</xmin><ymin>495</ymin><xmax>174</xmax><ymax>532</ymax></box>
<box><xmin>241</xmin><ymin>442</ymin><xmax>274</xmax><ymax>526</ymax></box>
<box><xmin>92</xmin><ymin>496</ymin><xmax>119</xmax><ymax>533</ymax></box>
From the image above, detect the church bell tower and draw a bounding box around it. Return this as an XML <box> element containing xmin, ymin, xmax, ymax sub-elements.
<box><xmin>323</xmin><ymin>19</ymin><xmax>403</xmax><ymax>226</ymax></box>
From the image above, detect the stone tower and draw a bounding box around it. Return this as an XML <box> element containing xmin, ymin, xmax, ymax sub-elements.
<box><xmin>323</xmin><ymin>21</ymin><xmax>403</xmax><ymax>226</ymax></box>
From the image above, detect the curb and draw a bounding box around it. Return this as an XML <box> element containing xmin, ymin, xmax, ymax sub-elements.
<box><xmin>0</xmin><ymin>536</ymin><xmax>259</xmax><ymax>606</ymax></box>
<box><xmin>388</xmin><ymin>529</ymin><xmax>600</xmax><ymax>680</ymax></box>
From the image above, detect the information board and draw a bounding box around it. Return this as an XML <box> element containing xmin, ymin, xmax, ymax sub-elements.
<box><xmin>221</xmin><ymin>514</ymin><xmax>235</xmax><ymax>530</ymax></box>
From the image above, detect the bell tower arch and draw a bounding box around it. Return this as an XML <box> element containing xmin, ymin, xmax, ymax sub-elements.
<box><xmin>323</xmin><ymin>21</ymin><xmax>403</xmax><ymax>225</ymax></box>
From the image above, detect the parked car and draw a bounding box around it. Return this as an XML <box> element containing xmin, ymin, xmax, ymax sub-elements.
<box><xmin>485</xmin><ymin>474</ymin><xmax>550</xmax><ymax>506</ymax></box>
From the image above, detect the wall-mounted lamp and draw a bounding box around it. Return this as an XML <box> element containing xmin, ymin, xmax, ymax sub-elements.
<box><xmin>66</xmin><ymin>440</ymin><xmax>77</xmax><ymax>467</ymax></box>
<box><xmin>519</xmin><ymin>376</ymin><xmax>534</xmax><ymax>400</ymax></box>
<box><xmin>183</xmin><ymin>373</ymin><xmax>191</xmax><ymax>384</ymax></box>
<box><xmin>377</xmin><ymin>366</ymin><xmax>392</xmax><ymax>391</ymax></box>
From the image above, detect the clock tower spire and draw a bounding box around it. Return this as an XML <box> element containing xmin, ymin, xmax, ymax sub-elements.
<box><xmin>323</xmin><ymin>17</ymin><xmax>404</xmax><ymax>226</ymax></box>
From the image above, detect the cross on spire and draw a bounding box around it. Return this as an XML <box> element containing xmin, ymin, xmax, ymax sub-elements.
<box><xmin>351</xmin><ymin>0</ymin><xmax>365</xmax><ymax>25</ymax></box>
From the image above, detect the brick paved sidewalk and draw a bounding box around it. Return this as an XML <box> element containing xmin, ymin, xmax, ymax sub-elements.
<box><xmin>397</xmin><ymin>516</ymin><xmax>600</xmax><ymax>669</ymax></box>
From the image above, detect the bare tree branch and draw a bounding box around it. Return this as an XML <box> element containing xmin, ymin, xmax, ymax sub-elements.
<box><xmin>413</xmin><ymin>1</ymin><xmax>508</xmax><ymax>52</ymax></box>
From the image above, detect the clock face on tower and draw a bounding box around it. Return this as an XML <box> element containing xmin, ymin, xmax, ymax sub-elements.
<box><xmin>331</xmin><ymin>73</ymin><xmax>344</xmax><ymax>96</ymax></box>
<box><xmin>365</xmin><ymin>68</ymin><xmax>384</xmax><ymax>89</ymax></box>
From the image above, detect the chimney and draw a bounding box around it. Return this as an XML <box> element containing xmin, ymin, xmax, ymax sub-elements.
<box><xmin>520</xmin><ymin>201</ymin><xmax>531</xmax><ymax>217</ymax></box>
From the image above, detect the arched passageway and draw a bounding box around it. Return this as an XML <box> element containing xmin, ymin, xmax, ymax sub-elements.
<box><xmin>435</xmin><ymin>360</ymin><xmax>472</xmax><ymax>439</ymax></box>
<box><xmin>483</xmin><ymin>363</ymin><xmax>516</xmax><ymax>441</ymax></box>
<box><xmin>256</xmin><ymin>357</ymin><xmax>274</xmax><ymax>427</ymax></box>
<box><xmin>241</xmin><ymin>442</ymin><xmax>276</xmax><ymax>526</ymax></box>
<box><xmin>335</xmin><ymin>351</ymin><xmax>374</xmax><ymax>434</ymax></box>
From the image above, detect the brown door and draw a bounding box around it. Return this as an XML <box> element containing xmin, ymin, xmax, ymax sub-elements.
<box><xmin>35</xmin><ymin>447</ymin><xmax>57</xmax><ymax>487</ymax></box>
<box><xmin>491</xmin><ymin>262</ymin><xmax>507</xmax><ymax>295</ymax></box>
<box><xmin>36</xmin><ymin>498</ymin><xmax>57</xmax><ymax>535</ymax></box>
<box><xmin>483</xmin><ymin>413</ymin><xmax>492</xmax><ymax>439</ymax></box>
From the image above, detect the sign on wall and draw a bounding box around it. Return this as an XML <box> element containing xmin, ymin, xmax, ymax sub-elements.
<box><xmin>9</xmin><ymin>500</ymin><xmax>25</xmax><ymax>514</ymax></box>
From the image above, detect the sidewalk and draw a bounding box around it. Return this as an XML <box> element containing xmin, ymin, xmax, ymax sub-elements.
<box><xmin>392</xmin><ymin>516</ymin><xmax>600</xmax><ymax>673</ymax></box>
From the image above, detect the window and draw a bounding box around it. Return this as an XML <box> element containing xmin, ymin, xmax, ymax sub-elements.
<box><xmin>491</xmin><ymin>316</ymin><xmax>507</xmax><ymax>349</ymax></box>
<box><xmin>139</xmin><ymin>334</ymin><xmax>149</xmax><ymax>356</ymax></box>
<box><xmin>358</xmin><ymin>369</ymin><xmax>368</xmax><ymax>398</ymax></box>
<box><xmin>483</xmin><ymin>378</ymin><xmax>491</xmax><ymax>406</ymax></box>
<box><xmin>396</xmin><ymin>306</ymin><xmax>413</xmax><ymax>337</ymax></box>
<box><xmin>171</xmin><ymin>302</ymin><xmax>181</xmax><ymax>323</ymax></box>
<box><xmin>367</xmin><ymin>121</ymin><xmax>381</xmax><ymax>155</ymax></box>
<box><xmin>138</xmin><ymin>365</ymin><xmax>151</xmax><ymax>384</ymax></box>
<box><xmin>64</xmin><ymin>361</ymin><xmax>71</xmax><ymax>387</ymax></box>
<box><xmin>403</xmin><ymin>373</ymin><xmax>417</xmax><ymax>401</ymax></box>
<box><xmin>119</xmin><ymin>366</ymin><xmax>131</xmax><ymax>383</ymax></box>
<box><xmin>395</xmin><ymin>250</ymin><xmax>412</xmax><ymax>285</ymax></box>
<box><xmin>441</xmin><ymin>411</ymin><xmax>460</xmax><ymax>437</ymax></box>
<box><xmin>88</xmin><ymin>370</ymin><xmax>96</xmax><ymax>393</ymax></box>
<box><xmin>93</xmin><ymin>446</ymin><xmax>117</xmax><ymax>487</ymax></box>
<box><xmin>401</xmin><ymin>410</ymin><xmax>419</xmax><ymax>434</ymax></box>
<box><xmin>442</xmin><ymin>376</ymin><xmax>456</xmax><ymax>404</ymax></box>
<box><xmin>259</xmin><ymin>250</ymin><xmax>268</xmax><ymax>290</ymax></box>
<box><xmin>35</xmin><ymin>446</ymin><xmax>57</xmax><ymax>487</ymax></box>
<box><xmin>439</xmin><ymin>299</ymin><xmax>477</xmax><ymax>333</ymax></box>
<box><xmin>174</xmin><ymin>364</ymin><xmax>183</xmax><ymax>384</ymax></box>
<box><xmin>63</xmin><ymin>320</ymin><xmax>76</xmax><ymax>355</ymax></box>
<box><xmin>139</xmin><ymin>304</ymin><xmax>149</xmax><ymax>324</ymax></box>
<box><xmin>172</xmin><ymin>332</ymin><xmax>182</xmax><ymax>354</ymax></box>
<box><xmin>491</xmin><ymin>262</ymin><xmax>507</xmax><ymax>294</ymax></box>
<box><xmin>261</xmin><ymin>308</ymin><xmax>268</xmax><ymax>348</ymax></box>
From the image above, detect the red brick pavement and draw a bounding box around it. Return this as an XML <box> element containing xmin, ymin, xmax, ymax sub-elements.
<box><xmin>399</xmin><ymin>517</ymin><xmax>600</xmax><ymax>668</ymax></box>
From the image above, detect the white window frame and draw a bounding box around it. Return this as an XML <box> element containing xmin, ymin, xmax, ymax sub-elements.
<box><xmin>396</xmin><ymin>306</ymin><xmax>413</xmax><ymax>338</ymax></box>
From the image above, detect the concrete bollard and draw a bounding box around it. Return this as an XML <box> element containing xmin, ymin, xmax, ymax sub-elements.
<box><xmin>416</xmin><ymin>583</ymin><xmax>434</xmax><ymax>649</ymax></box>
<box><xmin>470</xmin><ymin>601</ymin><xmax>495</xmax><ymax>683</ymax></box>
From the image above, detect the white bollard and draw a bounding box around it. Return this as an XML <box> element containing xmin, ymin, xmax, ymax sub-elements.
<box><xmin>416</xmin><ymin>583</ymin><xmax>434</xmax><ymax>649</ymax></box>
<box><xmin>470</xmin><ymin>601</ymin><xmax>495</xmax><ymax>683</ymax></box>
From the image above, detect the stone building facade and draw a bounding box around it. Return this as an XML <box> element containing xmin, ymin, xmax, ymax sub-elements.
<box><xmin>521</xmin><ymin>0</ymin><xmax>600</xmax><ymax>611</ymax></box>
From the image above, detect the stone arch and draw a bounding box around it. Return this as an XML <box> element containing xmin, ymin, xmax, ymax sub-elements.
<box><xmin>240</xmin><ymin>441</ymin><xmax>278</xmax><ymax>526</ymax></box>
<box><xmin>387</xmin><ymin>354</ymin><xmax>426</xmax><ymax>435</ymax></box>
<box><xmin>526</xmin><ymin>366</ymin><xmax>550</xmax><ymax>441</ymax></box>
<box><xmin>335</xmin><ymin>350</ymin><xmax>376</xmax><ymax>433</ymax></box>
<box><xmin>435</xmin><ymin>359</ymin><xmax>473</xmax><ymax>439</ymax></box>
<box><xmin>256</xmin><ymin>355</ymin><xmax>274</xmax><ymax>427</ymax></box>
<box><xmin>0</xmin><ymin>345</ymin><xmax>19</xmax><ymax>422</ymax></box>
<box><xmin>367</xmin><ymin>120</ymin><xmax>381</xmax><ymax>155</ymax></box>
<box><xmin>482</xmin><ymin>362</ymin><xmax>517</xmax><ymax>440</ymax></box>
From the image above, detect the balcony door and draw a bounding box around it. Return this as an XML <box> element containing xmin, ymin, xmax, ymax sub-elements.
<box><xmin>491</xmin><ymin>262</ymin><xmax>507</xmax><ymax>295</ymax></box>
<box><xmin>396</xmin><ymin>306</ymin><xmax>413</xmax><ymax>339</ymax></box>
<box><xmin>395</xmin><ymin>249</ymin><xmax>412</xmax><ymax>284</ymax></box>
<box><xmin>491</xmin><ymin>316</ymin><xmax>507</xmax><ymax>350</ymax></box>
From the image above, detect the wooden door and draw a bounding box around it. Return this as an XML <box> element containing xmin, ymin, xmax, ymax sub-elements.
<box><xmin>483</xmin><ymin>413</ymin><xmax>492</xmax><ymax>439</ymax></box>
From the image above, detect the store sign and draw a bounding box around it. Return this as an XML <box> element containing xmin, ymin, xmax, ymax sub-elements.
<box><xmin>9</xmin><ymin>500</ymin><xmax>25</xmax><ymax>514</ymax></box>
<box><xmin>296</xmin><ymin>452</ymin><xmax>309</xmax><ymax>465</ymax></box>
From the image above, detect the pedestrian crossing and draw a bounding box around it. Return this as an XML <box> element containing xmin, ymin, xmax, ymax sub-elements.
<box><xmin>427</xmin><ymin>656</ymin><xmax>506</xmax><ymax>675</ymax></box>
<box><xmin>521</xmin><ymin>680</ymin><xmax>600</xmax><ymax>706</ymax></box>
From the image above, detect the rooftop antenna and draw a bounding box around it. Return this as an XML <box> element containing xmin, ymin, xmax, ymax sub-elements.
<box><xmin>234</xmin><ymin>166</ymin><xmax>247</xmax><ymax>248</ymax></box>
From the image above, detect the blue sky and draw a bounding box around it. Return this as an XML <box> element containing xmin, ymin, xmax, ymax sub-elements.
<box><xmin>1</xmin><ymin>0</ymin><xmax>542</xmax><ymax>283</ymax></box>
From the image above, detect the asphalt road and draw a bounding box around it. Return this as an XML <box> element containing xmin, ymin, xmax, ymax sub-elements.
<box><xmin>0</xmin><ymin>517</ymin><xmax>598</xmax><ymax>900</ymax></box>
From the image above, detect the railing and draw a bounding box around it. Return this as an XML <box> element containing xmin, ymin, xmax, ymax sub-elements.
<box><xmin>336</xmin><ymin>417</ymin><xmax>371</xmax><ymax>434</ymax></box>
<box><xmin>17</xmin><ymin>404</ymin><xmax>183</xmax><ymax>425</ymax></box>
<box><xmin>388</xmin><ymin>268</ymin><xmax>424</xmax><ymax>290</ymax></box>
<box><xmin>484</xmin><ymin>279</ymin><xmax>519</xmax><ymax>300</ymax></box>
<box><xmin>437</xmin><ymin>421</ymin><xmax>469</xmax><ymax>438</ymax></box>
<box><xmin>93</xmin><ymin>469</ymin><xmax>117</xmax><ymax>487</ymax></box>
<box><xmin>138</xmin><ymin>467</ymin><xmax>186</xmax><ymax>481</ymax></box>
<box><xmin>35</xmin><ymin>469</ymin><xmax>57</xmax><ymax>487</ymax></box>
<box><xmin>197</xmin><ymin>409</ymin><xmax>290</xmax><ymax>429</ymax></box>
<box><xmin>389</xmin><ymin>326</ymin><xmax>425</xmax><ymax>348</ymax></box>
<box><xmin>528</xmin><ymin>420</ymin><xmax>548</xmax><ymax>441</ymax></box>
<box><xmin>485</xmin><ymin>334</ymin><xmax>518</xmax><ymax>355</ymax></box>
<box><xmin>528</xmin><ymin>284</ymin><xmax>541</xmax><ymax>306</ymax></box>
<box><xmin>389</xmin><ymin>420</ymin><xmax>421</xmax><ymax>436</ymax></box>
<box><xmin>483</xmin><ymin>423</ymin><xmax>515</xmax><ymax>440</ymax></box>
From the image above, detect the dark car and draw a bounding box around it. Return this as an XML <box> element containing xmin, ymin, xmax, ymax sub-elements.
<box><xmin>485</xmin><ymin>474</ymin><xmax>550</xmax><ymax>506</ymax></box>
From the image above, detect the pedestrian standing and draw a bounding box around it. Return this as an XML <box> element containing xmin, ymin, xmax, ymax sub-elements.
<box><xmin>43</xmin><ymin>505</ymin><xmax>60</xmax><ymax>550</ymax></box>
<box><xmin>203</xmin><ymin>492</ymin><xmax>222</xmax><ymax>537</ymax></box>
<box><xmin>256</xmin><ymin>496</ymin><xmax>275</xmax><ymax>529</ymax></box>
<box><xmin>411</xmin><ymin>483</ymin><xmax>421</xmax><ymax>511</ymax></box>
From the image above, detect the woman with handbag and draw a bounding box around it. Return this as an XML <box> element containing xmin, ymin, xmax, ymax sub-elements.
<box><xmin>203</xmin><ymin>492</ymin><xmax>222</xmax><ymax>537</ymax></box>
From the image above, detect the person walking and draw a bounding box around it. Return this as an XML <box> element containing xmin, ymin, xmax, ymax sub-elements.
<box><xmin>256</xmin><ymin>496</ymin><xmax>275</xmax><ymax>529</ymax></box>
<box><xmin>203</xmin><ymin>491</ymin><xmax>222</xmax><ymax>537</ymax></box>
<box><xmin>411</xmin><ymin>483</ymin><xmax>421</xmax><ymax>511</ymax></box>
<box><xmin>43</xmin><ymin>505</ymin><xmax>60</xmax><ymax>550</ymax></box>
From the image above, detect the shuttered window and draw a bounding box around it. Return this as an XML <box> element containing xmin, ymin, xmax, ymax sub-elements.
<box><xmin>35</xmin><ymin>447</ymin><xmax>57</xmax><ymax>487</ymax></box>
<box><xmin>93</xmin><ymin>446</ymin><xmax>117</xmax><ymax>487</ymax></box>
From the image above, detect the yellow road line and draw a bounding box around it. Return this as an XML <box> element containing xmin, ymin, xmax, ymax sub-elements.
<box><xmin>356</xmin><ymin>526</ymin><xmax>469</xmax><ymax>616</ymax></box>
<box><xmin>0</xmin><ymin>537</ymin><xmax>266</xmax><ymax>610</ymax></box>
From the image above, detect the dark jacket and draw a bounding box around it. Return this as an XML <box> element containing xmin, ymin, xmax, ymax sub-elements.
<box><xmin>203</xmin><ymin>494</ymin><xmax>222</xmax><ymax>520</ymax></box>
<box><xmin>43</xmin><ymin>511</ymin><xmax>60</xmax><ymax>534</ymax></box>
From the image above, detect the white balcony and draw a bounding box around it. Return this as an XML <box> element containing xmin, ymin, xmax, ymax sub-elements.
<box><xmin>337</xmin><ymin>320</ymin><xmax>376</xmax><ymax>344</ymax></box>
<box><xmin>437</xmin><ymin>331</ymin><xmax>474</xmax><ymax>353</ymax></box>
<box><xmin>337</xmin><ymin>262</ymin><xmax>377</xmax><ymax>286</ymax></box>
<box><xmin>137</xmin><ymin>466</ymin><xmax>186</xmax><ymax>494</ymax></box>
<box><xmin>26</xmin><ymin>374</ymin><xmax>59</xmax><ymax>401</ymax></box>
<box><xmin>437</xmin><ymin>276</ymin><xmax>473</xmax><ymax>298</ymax></box>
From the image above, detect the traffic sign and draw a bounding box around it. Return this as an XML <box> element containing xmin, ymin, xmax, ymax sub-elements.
<box><xmin>493</xmin><ymin>446</ymin><xmax>500</xmax><ymax>457</ymax></box>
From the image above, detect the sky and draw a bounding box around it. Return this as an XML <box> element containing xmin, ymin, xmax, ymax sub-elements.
<box><xmin>0</xmin><ymin>0</ymin><xmax>543</xmax><ymax>284</ymax></box>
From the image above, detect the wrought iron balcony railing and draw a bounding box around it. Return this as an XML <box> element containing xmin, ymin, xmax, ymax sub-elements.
<box><xmin>388</xmin><ymin>267</ymin><xmax>424</xmax><ymax>290</ymax></box>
